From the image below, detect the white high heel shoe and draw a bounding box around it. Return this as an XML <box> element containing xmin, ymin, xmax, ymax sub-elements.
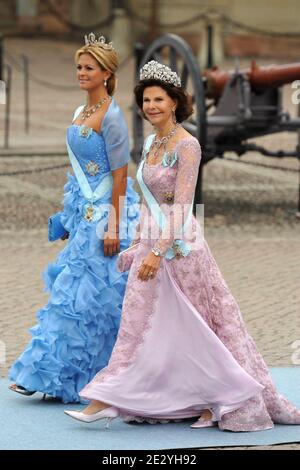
<box><xmin>190</xmin><ymin>416</ymin><xmax>217</xmax><ymax>429</ymax></box>
<box><xmin>64</xmin><ymin>406</ymin><xmax>119</xmax><ymax>429</ymax></box>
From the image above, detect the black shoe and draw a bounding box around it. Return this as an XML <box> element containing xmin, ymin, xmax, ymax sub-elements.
<box><xmin>9</xmin><ymin>384</ymin><xmax>36</xmax><ymax>396</ymax></box>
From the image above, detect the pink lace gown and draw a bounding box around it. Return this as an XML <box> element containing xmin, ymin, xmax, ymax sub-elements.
<box><xmin>80</xmin><ymin>137</ymin><xmax>300</xmax><ymax>431</ymax></box>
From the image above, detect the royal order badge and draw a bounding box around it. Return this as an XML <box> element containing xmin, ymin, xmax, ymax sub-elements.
<box><xmin>86</xmin><ymin>160</ymin><xmax>100</xmax><ymax>176</ymax></box>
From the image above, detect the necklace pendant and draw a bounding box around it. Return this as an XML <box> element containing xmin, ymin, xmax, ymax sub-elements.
<box><xmin>153</xmin><ymin>148</ymin><xmax>160</xmax><ymax>159</ymax></box>
<box><xmin>152</xmin><ymin>123</ymin><xmax>181</xmax><ymax>154</ymax></box>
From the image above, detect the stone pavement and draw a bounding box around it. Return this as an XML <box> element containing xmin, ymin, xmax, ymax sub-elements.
<box><xmin>0</xmin><ymin>38</ymin><xmax>299</xmax><ymax>450</ymax></box>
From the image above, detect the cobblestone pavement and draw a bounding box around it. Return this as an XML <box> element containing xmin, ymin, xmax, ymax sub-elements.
<box><xmin>0</xmin><ymin>38</ymin><xmax>299</xmax><ymax>450</ymax></box>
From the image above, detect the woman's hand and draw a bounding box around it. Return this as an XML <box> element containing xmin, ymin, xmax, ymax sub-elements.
<box><xmin>138</xmin><ymin>251</ymin><xmax>161</xmax><ymax>281</ymax></box>
<box><xmin>60</xmin><ymin>231</ymin><xmax>69</xmax><ymax>241</ymax></box>
<box><xmin>104</xmin><ymin>231</ymin><xmax>120</xmax><ymax>257</ymax></box>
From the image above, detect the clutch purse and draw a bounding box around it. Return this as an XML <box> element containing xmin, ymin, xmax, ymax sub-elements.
<box><xmin>117</xmin><ymin>242</ymin><xmax>140</xmax><ymax>272</ymax></box>
<box><xmin>48</xmin><ymin>211</ymin><xmax>67</xmax><ymax>242</ymax></box>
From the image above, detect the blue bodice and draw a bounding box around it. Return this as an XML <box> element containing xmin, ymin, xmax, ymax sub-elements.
<box><xmin>67</xmin><ymin>125</ymin><xmax>111</xmax><ymax>190</ymax></box>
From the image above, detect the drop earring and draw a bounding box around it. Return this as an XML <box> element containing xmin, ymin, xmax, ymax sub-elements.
<box><xmin>104</xmin><ymin>79</ymin><xmax>107</xmax><ymax>87</ymax></box>
<box><xmin>172</xmin><ymin>109</ymin><xmax>177</xmax><ymax>124</ymax></box>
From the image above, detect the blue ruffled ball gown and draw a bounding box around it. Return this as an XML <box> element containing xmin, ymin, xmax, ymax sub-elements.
<box><xmin>9</xmin><ymin>99</ymin><xmax>140</xmax><ymax>403</ymax></box>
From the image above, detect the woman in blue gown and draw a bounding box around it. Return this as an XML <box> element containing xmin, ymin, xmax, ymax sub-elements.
<box><xmin>9</xmin><ymin>33</ymin><xmax>140</xmax><ymax>403</ymax></box>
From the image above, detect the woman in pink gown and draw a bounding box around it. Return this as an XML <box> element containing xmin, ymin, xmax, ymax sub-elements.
<box><xmin>64</xmin><ymin>61</ymin><xmax>300</xmax><ymax>431</ymax></box>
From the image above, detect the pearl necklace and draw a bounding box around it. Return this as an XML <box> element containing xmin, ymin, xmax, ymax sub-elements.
<box><xmin>81</xmin><ymin>96</ymin><xmax>111</xmax><ymax>121</ymax></box>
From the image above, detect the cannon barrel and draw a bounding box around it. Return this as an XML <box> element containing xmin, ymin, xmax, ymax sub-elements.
<box><xmin>204</xmin><ymin>61</ymin><xmax>300</xmax><ymax>99</ymax></box>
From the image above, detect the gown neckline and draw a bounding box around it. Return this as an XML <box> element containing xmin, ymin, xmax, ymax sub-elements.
<box><xmin>144</xmin><ymin>135</ymin><xmax>196</xmax><ymax>167</ymax></box>
<box><xmin>68</xmin><ymin>123</ymin><xmax>104</xmax><ymax>137</ymax></box>
<box><xmin>69</xmin><ymin>97</ymin><xmax>114</xmax><ymax>136</ymax></box>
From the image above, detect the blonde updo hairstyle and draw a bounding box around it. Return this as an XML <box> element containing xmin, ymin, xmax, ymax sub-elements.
<box><xmin>75</xmin><ymin>44</ymin><xmax>119</xmax><ymax>96</ymax></box>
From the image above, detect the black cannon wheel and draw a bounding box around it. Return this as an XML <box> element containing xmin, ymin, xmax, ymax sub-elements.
<box><xmin>132</xmin><ymin>34</ymin><xmax>206</xmax><ymax>204</ymax></box>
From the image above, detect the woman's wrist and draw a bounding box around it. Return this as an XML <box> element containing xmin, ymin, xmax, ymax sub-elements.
<box><xmin>106</xmin><ymin>223</ymin><xmax>119</xmax><ymax>234</ymax></box>
<box><xmin>105</xmin><ymin>231</ymin><xmax>119</xmax><ymax>237</ymax></box>
<box><xmin>151</xmin><ymin>247</ymin><xmax>163</xmax><ymax>258</ymax></box>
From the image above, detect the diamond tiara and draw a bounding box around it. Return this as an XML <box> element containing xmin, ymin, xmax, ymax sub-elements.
<box><xmin>84</xmin><ymin>33</ymin><xmax>114</xmax><ymax>51</ymax></box>
<box><xmin>139</xmin><ymin>60</ymin><xmax>181</xmax><ymax>87</ymax></box>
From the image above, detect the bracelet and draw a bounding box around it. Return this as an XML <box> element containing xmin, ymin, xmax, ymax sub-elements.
<box><xmin>151</xmin><ymin>248</ymin><xmax>163</xmax><ymax>257</ymax></box>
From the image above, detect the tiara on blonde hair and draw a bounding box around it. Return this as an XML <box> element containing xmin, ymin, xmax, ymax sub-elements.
<box><xmin>84</xmin><ymin>33</ymin><xmax>114</xmax><ymax>51</ymax></box>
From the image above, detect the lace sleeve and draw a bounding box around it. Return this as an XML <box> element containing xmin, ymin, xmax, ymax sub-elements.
<box><xmin>153</xmin><ymin>137</ymin><xmax>201</xmax><ymax>256</ymax></box>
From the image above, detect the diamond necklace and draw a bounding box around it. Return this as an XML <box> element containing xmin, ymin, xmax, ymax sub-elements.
<box><xmin>151</xmin><ymin>123</ymin><xmax>181</xmax><ymax>159</ymax></box>
<box><xmin>81</xmin><ymin>96</ymin><xmax>111</xmax><ymax>121</ymax></box>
